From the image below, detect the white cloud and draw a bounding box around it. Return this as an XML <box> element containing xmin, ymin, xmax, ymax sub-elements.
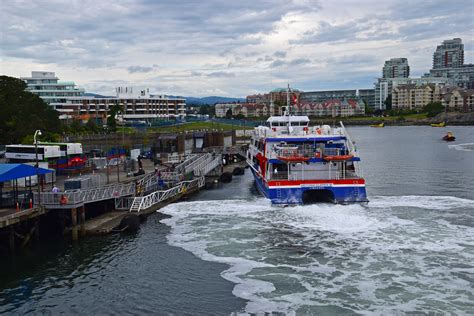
<box><xmin>1</xmin><ymin>0</ymin><xmax>473</xmax><ymax>96</ymax></box>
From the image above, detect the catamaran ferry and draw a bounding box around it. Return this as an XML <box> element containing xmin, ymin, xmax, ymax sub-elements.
<box><xmin>246</xmin><ymin>88</ymin><xmax>368</xmax><ymax>205</ymax></box>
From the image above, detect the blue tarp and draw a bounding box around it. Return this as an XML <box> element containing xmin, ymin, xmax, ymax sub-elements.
<box><xmin>0</xmin><ymin>164</ymin><xmax>53</xmax><ymax>182</ymax></box>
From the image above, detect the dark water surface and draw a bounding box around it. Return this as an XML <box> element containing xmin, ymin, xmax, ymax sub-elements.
<box><xmin>1</xmin><ymin>126</ymin><xmax>473</xmax><ymax>315</ymax></box>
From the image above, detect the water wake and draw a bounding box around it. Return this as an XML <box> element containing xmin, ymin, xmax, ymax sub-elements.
<box><xmin>160</xmin><ymin>195</ymin><xmax>474</xmax><ymax>314</ymax></box>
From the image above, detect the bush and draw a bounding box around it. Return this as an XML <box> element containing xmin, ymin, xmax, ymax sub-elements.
<box><xmin>422</xmin><ymin>102</ymin><xmax>444</xmax><ymax>117</ymax></box>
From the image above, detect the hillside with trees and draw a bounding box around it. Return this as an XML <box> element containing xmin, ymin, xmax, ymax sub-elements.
<box><xmin>0</xmin><ymin>75</ymin><xmax>62</xmax><ymax>144</ymax></box>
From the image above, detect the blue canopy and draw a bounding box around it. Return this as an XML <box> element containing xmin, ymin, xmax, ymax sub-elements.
<box><xmin>0</xmin><ymin>164</ymin><xmax>53</xmax><ymax>182</ymax></box>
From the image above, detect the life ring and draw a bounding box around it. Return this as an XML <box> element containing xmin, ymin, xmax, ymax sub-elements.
<box><xmin>60</xmin><ymin>195</ymin><xmax>69</xmax><ymax>205</ymax></box>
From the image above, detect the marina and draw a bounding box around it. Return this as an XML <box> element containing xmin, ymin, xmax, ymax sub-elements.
<box><xmin>1</xmin><ymin>1</ymin><xmax>474</xmax><ymax>313</ymax></box>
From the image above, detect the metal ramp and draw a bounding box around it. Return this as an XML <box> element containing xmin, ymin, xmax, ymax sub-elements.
<box><xmin>129</xmin><ymin>177</ymin><xmax>205</xmax><ymax>213</ymax></box>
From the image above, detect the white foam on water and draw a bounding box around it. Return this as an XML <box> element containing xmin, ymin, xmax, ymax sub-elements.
<box><xmin>449</xmin><ymin>142</ymin><xmax>474</xmax><ymax>151</ymax></box>
<box><xmin>160</xmin><ymin>196</ymin><xmax>474</xmax><ymax>314</ymax></box>
<box><xmin>369</xmin><ymin>195</ymin><xmax>474</xmax><ymax>210</ymax></box>
<box><xmin>280</xmin><ymin>203</ymin><xmax>381</xmax><ymax>234</ymax></box>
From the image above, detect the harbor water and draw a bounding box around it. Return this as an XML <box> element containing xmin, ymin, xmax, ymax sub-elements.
<box><xmin>1</xmin><ymin>126</ymin><xmax>474</xmax><ymax>314</ymax></box>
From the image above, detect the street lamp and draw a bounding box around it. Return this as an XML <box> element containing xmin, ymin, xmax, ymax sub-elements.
<box><xmin>34</xmin><ymin>130</ymin><xmax>42</xmax><ymax>206</ymax></box>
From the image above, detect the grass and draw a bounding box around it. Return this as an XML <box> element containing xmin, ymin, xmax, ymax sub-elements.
<box><xmin>116</xmin><ymin>126</ymin><xmax>137</xmax><ymax>134</ymax></box>
<box><xmin>148</xmin><ymin>121</ymin><xmax>253</xmax><ymax>133</ymax></box>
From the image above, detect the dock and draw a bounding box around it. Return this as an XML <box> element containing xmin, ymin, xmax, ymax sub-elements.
<box><xmin>0</xmin><ymin>146</ymin><xmax>248</xmax><ymax>252</ymax></box>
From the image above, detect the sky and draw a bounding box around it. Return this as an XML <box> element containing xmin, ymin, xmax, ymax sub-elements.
<box><xmin>1</xmin><ymin>0</ymin><xmax>473</xmax><ymax>97</ymax></box>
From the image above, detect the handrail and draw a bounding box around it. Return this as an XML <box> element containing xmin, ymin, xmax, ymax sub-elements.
<box><xmin>36</xmin><ymin>181</ymin><xmax>136</xmax><ymax>206</ymax></box>
<box><xmin>129</xmin><ymin>176</ymin><xmax>205</xmax><ymax>213</ymax></box>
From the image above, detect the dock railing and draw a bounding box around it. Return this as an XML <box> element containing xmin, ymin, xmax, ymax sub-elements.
<box><xmin>36</xmin><ymin>181</ymin><xmax>136</xmax><ymax>208</ymax></box>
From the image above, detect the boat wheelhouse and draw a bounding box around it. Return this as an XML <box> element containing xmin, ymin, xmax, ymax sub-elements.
<box><xmin>246</xmin><ymin>91</ymin><xmax>368</xmax><ymax>205</ymax></box>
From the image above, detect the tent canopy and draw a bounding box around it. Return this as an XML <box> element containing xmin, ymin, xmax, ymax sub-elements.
<box><xmin>0</xmin><ymin>164</ymin><xmax>53</xmax><ymax>182</ymax></box>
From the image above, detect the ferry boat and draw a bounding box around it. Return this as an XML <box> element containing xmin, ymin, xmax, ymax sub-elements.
<box><xmin>246</xmin><ymin>87</ymin><xmax>368</xmax><ymax>205</ymax></box>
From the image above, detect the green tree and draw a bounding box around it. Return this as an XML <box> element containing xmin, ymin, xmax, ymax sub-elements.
<box><xmin>423</xmin><ymin>101</ymin><xmax>444</xmax><ymax>117</ymax></box>
<box><xmin>199</xmin><ymin>105</ymin><xmax>209</xmax><ymax>115</ymax></box>
<box><xmin>107</xmin><ymin>104</ymin><xmax>122</xmax><ymax>131</ymax></box>
<box><xmin>225</xmin><ymin>108</ymin><xmax>233</xmax><ymax>119</ymax></box>
<box><xmin>85</xmin><ymin>118</ymin><xmax>99</xmax><ymax>133</ymax></box>
<box><xmin>384</xmin><ymin>94</ymin><xmax>392</xmax><ymax>111</ymax></box>
<box><xmin>0</xmin><ymin>75</ymin><xmax>62</xmax><ymax>144</ymax></box>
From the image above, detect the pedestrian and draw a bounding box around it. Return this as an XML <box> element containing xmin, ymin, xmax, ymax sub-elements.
<box><xmin>52</xmin><ymin>185</ymin><xmax>60</xmax><ymax>193</ymax></box>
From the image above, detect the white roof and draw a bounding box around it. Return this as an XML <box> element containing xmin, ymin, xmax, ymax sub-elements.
<box><xmin>267</xmin><ymin>115</ymin><xmax>309</xmax><ymax>122</ymax></box>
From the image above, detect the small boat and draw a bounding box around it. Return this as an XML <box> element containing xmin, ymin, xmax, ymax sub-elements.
<box><xmin>431</xmin><ymin>121</ymin><xmax>446</xmax><ymax>127</ymax></box>
<box><xmin>443</xmin><ymin>131</ymin><xmax>455</xmax><ymax>142</ymax></box>
<box><xmin>370</xmin><ymin>122</ymin><xmax>384</xmax><ymax>128</ymax></box>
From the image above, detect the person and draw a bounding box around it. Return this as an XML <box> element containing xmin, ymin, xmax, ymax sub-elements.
<box><xmin>52</xmin><ymin>185</ymin><xmax>60</xmax><ymax>193</ymax></box>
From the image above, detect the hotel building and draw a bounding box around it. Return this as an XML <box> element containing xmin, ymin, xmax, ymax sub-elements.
<box><xmin>21</xmin><ymin>72</ymin><xmax>186</xmax><ymax>122</ymax></box>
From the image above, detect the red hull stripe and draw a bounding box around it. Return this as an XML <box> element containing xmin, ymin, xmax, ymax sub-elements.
<box><xmin>267</xmin><ymin>179</ymin><xmax>365</xmax><ymax>186</ymax></box>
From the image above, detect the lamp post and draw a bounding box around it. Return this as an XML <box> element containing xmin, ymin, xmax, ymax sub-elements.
<box><xmin>34</xmin><ymin>130</ymin><xmax>42</xmax><ymax>206</ymax></box>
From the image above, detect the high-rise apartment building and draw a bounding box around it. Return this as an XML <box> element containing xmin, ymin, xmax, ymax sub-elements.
<box><xmin>382</xmin><ymin>58</ymin><xmax>410</xmax><ymax>78</ymax></box>
<box><xmin>433</xmin><ymin>38</ymin><xmax>464</xmax><ymax>69</ymax></box>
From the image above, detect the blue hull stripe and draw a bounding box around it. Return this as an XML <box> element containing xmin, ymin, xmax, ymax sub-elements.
<box><xmin>251</xmin><ymin>169</ymin><xmax>368</xmax><ymax>205</ymax></box>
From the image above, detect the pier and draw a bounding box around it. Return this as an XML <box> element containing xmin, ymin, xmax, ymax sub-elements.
<box><xmin>0</xmin><ymin>147</ymin><xmax>247</xmax><ymax>252</ymax></box>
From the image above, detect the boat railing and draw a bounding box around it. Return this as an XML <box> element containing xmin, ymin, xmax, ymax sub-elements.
<box><xmin>275</xmin><ymin>147</ymin><xmax>321</xmax><ymax>159</ymax></box>
<box><xmin>269</xmin><ymin>168</ymin><xmax>360</xmax><ymax>181</ymax></box>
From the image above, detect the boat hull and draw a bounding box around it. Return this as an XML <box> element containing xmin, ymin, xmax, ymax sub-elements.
<box><xmin>251</xmin><ymin>168</ymin><xmax>368</xmax><ymax>205</ymax></box>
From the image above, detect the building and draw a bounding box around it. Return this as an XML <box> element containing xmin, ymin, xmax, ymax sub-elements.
<box><xmin>392</xmin><ymin>84</ymin><xmax>441</xmax><ymax>110</ymax></box>
<box><xmin>215</xmin><ymin>103</ymin><xmax>237</xmax><ymax>118</ymax></box>
<box><xmin>21</xmin><ymin>72</ymin><xmax>185</xmax><ymax>122</ymax></box>
<box><xmin>426</xmin><ymin>64</ymin><xmax>474</xmax><ymax>89</ymax></box>
<box><xmin>62</xmin><ymin>87</ymin><xmax>185</xmax><ymax>122</ymax></box>
<box><xmin>426</xmin><ymin>38</ymin><xmax>474</xmax><ymax>89</ymax></box>
<box><xmin>374</xmin><ymin>77</ymin><xmax>454</xmax><ymax>110</ymax></box>
<box><xmin>246</xmin><ymin>94</ymin><xmax>270</xmax><ymax>104</ymax></box>
<box><xmin>21</xmin><ymin>71</ymin><xmax>85</xmax><ymax>108</ymax></box>
<box><xmin>382</xmin><ymin>58</ymin><xmax>410</xmax><ymax>78</ymax></box>
<box><xmin>269</xmin><ymin>88</ymin><xmax>300</xmax><ymax>105</ymax></box>
<box><xmin>295</xmin><ymin>99</ymin><xmax>365</xmax><ymax>117</ymax></box>
<box><xmin>300</xmin><ymin>90</ymin><xmax>357</xmax><ymax>102</ymax></box>
<box><xmin>433</xmin><ymin>38</ymin><xmax>464</xmax><ymax>69</ymax></box>
<box><xmin>440</xmin><ymin>87</ymin><xmax>474</xmax><ymax>112</ymax></box>
<box><xmin>357</xmin><ymin>89</ymin><xmax>375</xmax><ymax>108</ymax></box>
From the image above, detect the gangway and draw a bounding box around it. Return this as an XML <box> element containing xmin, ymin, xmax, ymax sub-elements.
<box><xmin>128</xmin><ymin>176</ymin><xmax>205</xmax><ymax>213</ymax></box>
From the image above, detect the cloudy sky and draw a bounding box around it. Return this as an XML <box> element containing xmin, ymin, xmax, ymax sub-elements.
<box><xmin>1</xmin><ymin>0</ymin><xmax>473</xmax><ymax>97</ymax></box>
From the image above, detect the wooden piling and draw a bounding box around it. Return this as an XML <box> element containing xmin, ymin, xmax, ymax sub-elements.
<box><xmin>9</xmin><ymin>226</ymin><xmax>15</xmax><ymax>253</ymax></box>
<box><xmin>71</xmin><ymin>208</ymin><xmax>78</xmax><ymax>241</ymax></box>
<box><xmin>80</xmin><ymin>206</ymin><xmax>86</xmax><ymax>236</ymax></box>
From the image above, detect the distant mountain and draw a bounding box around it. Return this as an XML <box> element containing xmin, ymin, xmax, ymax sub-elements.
<box><xmin>84</xmin><ymin>92</ymin><xmax>245</xmax><ymax>105</ymax></box>
<box><xmin>84</xmin><ymin>92</ymin><xmax>115</xmax><ymax>98</ymax></box>
<box><xmin>184</xmin><ymin>96</ymin><xmax>245</xmax><ymax>105</ymax></box>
